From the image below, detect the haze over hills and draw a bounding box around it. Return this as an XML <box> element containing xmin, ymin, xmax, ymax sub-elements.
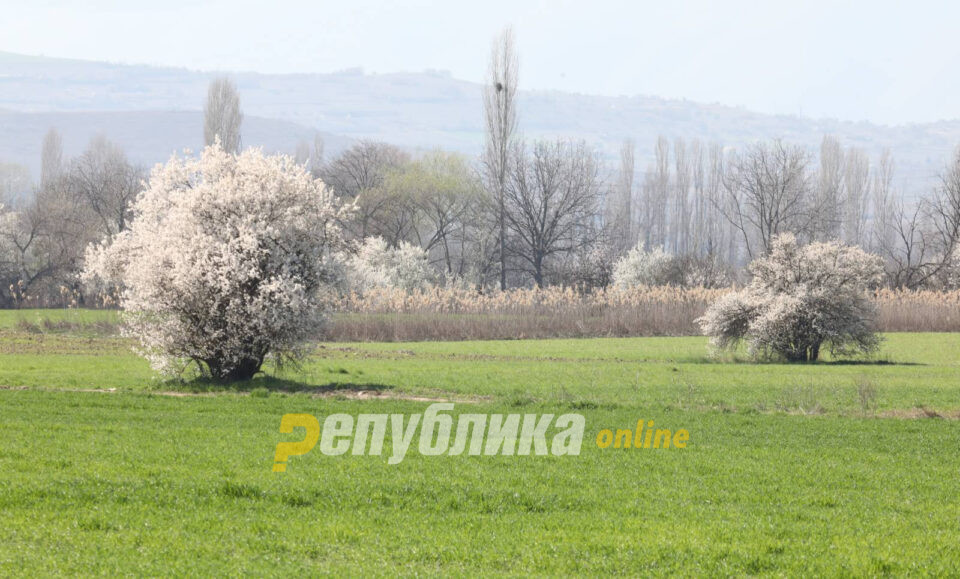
<box><xmin>0</xmin><ymin>109</ymin><xmax>352</xmax><ymax>182</ymax></box>
<box><xmin>1</xmin><ymin>50</ymin><xmax>958</xmax><ymax>195</ymax></box>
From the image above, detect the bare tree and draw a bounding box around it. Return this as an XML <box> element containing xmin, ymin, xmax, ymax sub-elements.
<box><xmin>869</xmin><ymin>149</ymin><xmax>895</xmax><ymax>254</ymax></box>
<box><xmin>203</xmin><ymin>77</ymin><xmax>243</xmax><ymax>153</ymax></box>
<box><xmin>482</xmin><ymin>27</ymin><xmax>519</xmax><ymax>290</ymax></box>
<box><xmin>0</xmin><ymin>201</ymin><xmax>51</xmax><ymax>305</ymax></box>
<box><xmin>873</xmin><ymin>149</ymin><xmax>960</xmax><ymax>289</ymax></box>
<box><xmin>606</xmin><ymin>139</ymin><xmax>634</xmax><ymax>252</ymax></box>
<box><xmin>638</xmin><ymin>136</ymin><xmax>670</xmax><ymax>250</ymax></box>
<box><xmin>928</xmin><ymin>148</ymin><xmax>960</xmax><ymax>266</ymax></box>
<box><xmin>0</xmin><ymin>135</ymin><xmax>135</xmax><ymax>305</ymax></box>
<box><xmin>719</xmin><ymin>140</ymin><xmax>814</xmax><ymax>258</ymax></box>
<box><xmin>41</xmin><ymin>128</ymin><xmax>63</xmax><ymax>187</ymax></box>
<box><xmin>68</xmin><ymin>135</ymin><xmax>143</xmax><ymax>238</ymax></box>
<box><xmin>504</xmin><ymin>140</ymin><xmax>602</xmax><ymax>287</ymax></box>
<box><xmin>0</xmin><ymin>182</ymin><xmax>89</xmax><ymax>306</ymax></box>
<box><xmin>310</xmin><ymin>132</ymin><xmax>325</xmax><ymax>176</ymax></box>
<box><xmin>0</xmin><ymin>163</ymin><xmax>32</xmax><ymax>203</ymax></box>
<box><xmin>652</xmin><ymin>136</ymin><xmax>670</xmax><ymax>248</ymax></box>
<box><xmin>320</xmin><ymin>141</ymin><xmax>408</xmax><ymax>238</ymax></box>
<box><xmin>322</xmin><ymin>141</ymin><xmax>406</xmax><ymax>198</ymax></box>
<box><xmin>689</xmin><ymin>139</ymin><xmax>706</xmax><ymax>255</ymax></box>
<box><xmin>843</xmin><ymin>147</ymin><xmax>871</xmax><ymax>246</ymax></box>
<box><xmin>671</xmin><ymin>138</ymin><xmax>691</xmax><ymax>254</ymax></box>
<box><xmin>380</xmin><ymin>152</ymin><xmax>482</xmax><ymax>275</ymax></box>
<box><xmin>880</xmin><ymin>199</ymin><xmax>933</xmax><ymax>288</ymax></box>
<box><xmin>815</xmin><ymin>136</ymin><xmax>844</xmax><ymax>240</ymax></box>
<box><xmin>294</xmin><ymin>140</ymin><xmax>311</xmax><ymax>166</ymax></box>
<box><xmin>705</xmin><ymin>143</ymin><xmax>736</xmax><ymax>262</ymax></box>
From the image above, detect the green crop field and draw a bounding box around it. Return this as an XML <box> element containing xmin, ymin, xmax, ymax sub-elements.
<box><xmin>1</xmin><ymin>309</ymin><xmax>959</xmax><ymax>575</ymax></box>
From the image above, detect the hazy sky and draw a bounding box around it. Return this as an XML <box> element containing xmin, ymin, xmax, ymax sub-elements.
<box><xmin>5</xmin><ymin>0</ymin><xmax>960</xmax><ymax>125</ymax></box>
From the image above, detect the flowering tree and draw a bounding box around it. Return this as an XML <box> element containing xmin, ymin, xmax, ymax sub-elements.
<box><xmin>698</xmin><ymin>234</ymin><xmax>883</xmax><ymax>361</ymax></box>
<box><xmin>343</xmin><ymin>236</ymin><xmax>432</xmax><ymax>292</ymax></box>
<box><xmin>612</xmin><ymin>244</ymin><xmax>731</xmax><ymax>289</ymax></box>
<box><xmin>83</xmin><ymin>145</ymin><xmax>347</xmax><ymax>380</ymax></box>
<box><xmin>612</xmin><ymin>246</ymin><xmax>680</xmax><ymax>287</ymax></box>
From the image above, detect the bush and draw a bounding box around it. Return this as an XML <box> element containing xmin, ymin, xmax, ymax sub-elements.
<box><xmin>82</xmin><ymin>145</ymin><xmax>347</xmax><ymax>380</ymax></box>
<box><xmin>547</xmin><ymin>241</ymin><xmax>617</xmax><ymax>289</ymax></box>
<box><xmin>612</xmin><ymin>246</ymin><xmax>680</xmax><ymax>287</ymax></box>
<box><xmin>343</xmin><ymin>236</ymin><xmax>432</xmax><ymax>292</ymax></box>
<box><xmin>698</xmin><ymin>234</ymin><xmax>883</xmax><ymax>362</ymax></box>
<box><xmin>677</xmin><ymin>254</ymin><xmax>733</xmax><ymax>289</ymax></box>
<box><xmin>612</xmin><ymin>245</ymin><xmax>731</xmax><ymax>289</ymax></box>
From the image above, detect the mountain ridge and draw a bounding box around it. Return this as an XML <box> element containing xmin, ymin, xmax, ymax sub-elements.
<box><xmin>1</xmin><ymin>51</ymin><xmax>958</xmax><ymax>195</ymax></box>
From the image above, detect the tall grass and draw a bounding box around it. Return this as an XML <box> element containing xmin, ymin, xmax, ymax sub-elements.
<box><xmin>873</xmin><ymin>288</ymin><xmax>960</xmax><ymax>332</ymax></box>
<box><xmin>324</xmin><ymin>286</ymin><xmax>960</xmax><ymax>341</ymax></box>
<box><xmin>6</xmin><ymin>286</ymin><xmax>957</xmax><ymax>341</ymax></box>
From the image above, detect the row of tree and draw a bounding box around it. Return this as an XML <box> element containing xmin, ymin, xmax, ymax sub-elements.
<box><xmin>0</xmin><ymin>132</ymin><xmax>142</xmax><ymax>306</ymax></box>
<box><xmin>2</xmin><ymin>31</ymin><xmax>960</xmax><ymax>308</ymax></box>
<box><xmin>470</xmin><ymin>29</ymin><xmax>960</xmax><ymax>291</ymax></box>
<box><xmin>612</xmin><ymin>135</ymin><xmax>960</xmax><ymax>290</ymax></box>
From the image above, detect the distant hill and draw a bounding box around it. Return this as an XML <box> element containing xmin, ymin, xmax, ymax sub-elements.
<box><xmin>1</xmin><ymin>51</ymin><xmax>959</xmax><ymax>195</ymax></box>
<box><xmin>0</xmin><ymin>109</ymin><xmax>352</xmax><ymax>181</ymax></box>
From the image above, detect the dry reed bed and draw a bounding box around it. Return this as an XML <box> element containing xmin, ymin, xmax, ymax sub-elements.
<box><xmin>874</xmin><ymin>288</ymin><xmax>960</xmax><ymax>333</ymax></box>
<box><xmin>10</xmin><ymin>287</ymin><xmax>958</xmax><ymax>341</ymax></box>
<box><xmin>324</xmin><ymin>287</ymin><xmax>960</xmax><ymax>341</ymax></box>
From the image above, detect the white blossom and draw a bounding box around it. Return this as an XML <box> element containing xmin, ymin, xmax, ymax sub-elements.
<box><xmin>698</xmin><ymin>233</ymin><xmax>883</xmax><ymax>361</ymax></box>
<box><xmin>82</xmin><ymin>144</ymin><xmax>348</xmax><ymax>380</ymax></box>
<box><xmin>612</xmin><ymin>245</ymin><xmax>677</xmax><ymax>288</ymax></box>
<box><xmin>343</xmin><ymin>236</ymin><xmax>432</xmax><ymax>292</ymax></box>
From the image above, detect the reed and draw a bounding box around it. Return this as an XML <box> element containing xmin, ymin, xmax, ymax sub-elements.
<box><xmin>321</xmin><ymin>286</ymin><xmax>960</xmax><ymax>341</ymax></box>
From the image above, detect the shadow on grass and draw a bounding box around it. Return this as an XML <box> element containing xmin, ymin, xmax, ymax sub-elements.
<box><xmin>709</xmin><ymin>359</ymin><xmax>927</xmax><ymax>367</ymax></box>
<box><xmin>161</xmin><ymin>375</ymin><xmax>395</xmax><ymax>396</ymax></box>
<box><xmin>701</xmin><ymin>351</ymin><xmax>925</xmax><ymax>366</ymax></box>
<box><xmin>817</xmin><ymin>359</ymin><xmax>925</xmax><ymax>366</ymax></box>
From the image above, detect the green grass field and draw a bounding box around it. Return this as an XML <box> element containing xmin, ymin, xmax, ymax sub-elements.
<box><xmin>1</xmin><ymin>309</ymin><xmax>959</xmax><ymax>575</ymax></box>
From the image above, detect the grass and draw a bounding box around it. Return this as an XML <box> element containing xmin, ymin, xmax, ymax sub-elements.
<box><xmin>1</xmin><ymin>310</ymin><xmax>960</xmax><ymax>574</ymax></box>
<box><xmin>0</xmin><ymin>308</ymin><xmax>120</xmax><ymax>330</ymax></box>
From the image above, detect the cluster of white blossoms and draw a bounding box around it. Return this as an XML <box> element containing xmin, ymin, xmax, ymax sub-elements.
<box><xmin>611</xmin><ymin>245</ymin><xmax>677</xmax><ymax>288</ymax></box>
<box><xmin>698</xmin><ymin>233</ymin><xmax>884</xmax><ymax>362</ymax></box>
<box><xmin>948</xmin><ymin>250</ymin><xmax>960</xmax><ymax>289</ymax></box>
<box><xmin>83</xmin><ymin>144</ymin><xmax>349</xmax><ymax>380</ymax></box>
<box><xmin>342</xmin><ymin>236</ymin><xmax>433</xmax><ymax>293</ymax></box>
<box><xmin>612</xmin><ymin>244</ymin><xmax>731</xmax><ymax>289</ymax></box>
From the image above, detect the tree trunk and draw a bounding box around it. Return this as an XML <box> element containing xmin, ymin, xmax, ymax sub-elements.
<box><xmin>499</xmin><ymin>194</ymin><xmax>506</xmax><ymax>290</ymax></box>
<box><xmin>206</xmin><ymin>354</ymin><xmax>264</xmax><ymax>382</ymax></box>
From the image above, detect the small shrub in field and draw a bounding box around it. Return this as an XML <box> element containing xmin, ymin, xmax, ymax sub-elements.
<box><xmin>83</xmin><ymin>144</ymin><xmax>347</xmax><ymax>380</ymax></box>
<box><xmin>856</xmin><ymin>378</ymin><xmax>879</xmax><ymax>413</ymax></box>
<box><xmin>698</xmin><ymin>234</ymin><xmax>883</xmax><ymax>362</ymax></box>
<box><xmin>775</xmin><ymin>384</ymin><xmax>825</xmax><ymax>414</ymax></box>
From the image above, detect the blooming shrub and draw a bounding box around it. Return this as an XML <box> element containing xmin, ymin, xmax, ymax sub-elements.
<box><xmin>613</xmin><ymin>245</ymin><xmax>732</xmax><ymax>289</ymax></box>
<box><xmin>83</xmin><ymin>145</ymin><xmax>347</xmax><ymax>380</ymax></box>
<box><xmin>343</xmin><ymin>236</ymin><xmax>432</xmax><ymax>292</ymax></box>
<box><xmin>556</xmin><ymin>241</ymin><xmax>618</xmax><ymax>289</ymax></box>
<box><xmin>946</xmin><ymin>250</ymin><xmax>960</xmax><ymax>290</ymax></box>
<box><xmin>612</xmin><ymin>246</ymin><xmax>679</xmax><ymax>288</ymax></box>
<box><xmin>698</xmin><ymin>234</ymin><xmax>883</xmax><ymax>361</ymax></box>
<box><xmin>679</xmin><ymin>254</ymin><xmax>733</xmax><ymax>289</ymax></box>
